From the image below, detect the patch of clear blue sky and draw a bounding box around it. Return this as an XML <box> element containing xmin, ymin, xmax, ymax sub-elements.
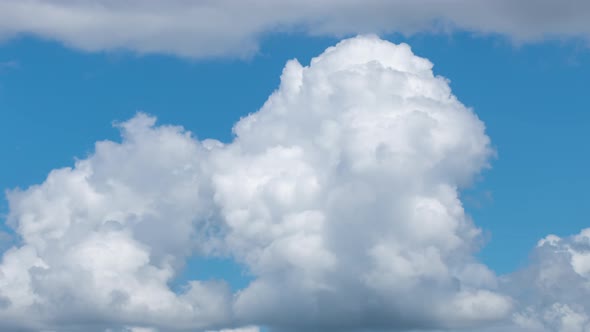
<box><xmin>0</xmin><ymin>32</ymin><xmax>588</xmax><ymax>292</ymax></box>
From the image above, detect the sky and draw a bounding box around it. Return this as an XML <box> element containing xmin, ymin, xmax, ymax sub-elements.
<box><xmin>0</xmin><ymin>1</ymin><xmax>589</xmax><ymax>332</ymax></box>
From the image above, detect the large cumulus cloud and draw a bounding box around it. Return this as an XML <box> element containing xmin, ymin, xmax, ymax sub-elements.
<box><xmin>0</xmin><ymin>35</ymin><xmax>586</xmax><ymax>332</ymax></box>
<box><xmin>0</xmin><ymin>1</ymin><xmax>589</xmax><ymax>58</ymax></box>
<box><xmin>215</xmin><ymin>37</ymin><xmax>508</xmax><ymax>331</ymax></box>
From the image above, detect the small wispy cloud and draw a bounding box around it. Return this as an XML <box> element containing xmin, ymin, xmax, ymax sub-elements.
<box><xmin>0</xmin><ymin>60</ymin><xmax>19</xmax><ymax>71</ymax></box>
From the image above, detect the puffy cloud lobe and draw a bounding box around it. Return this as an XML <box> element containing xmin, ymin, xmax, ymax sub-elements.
<box><xmin>505</xmin><ymin>229</ymin><xmax>590</xmax><ymax>332</ymax></box>
<box><xmin>1</xmin><ymin>115</ymin><xmax>231</xmax><ymax>331</ymax></box>
<box><xmin>2</xmin><ymin>35</ymin><xmax>583</xmax><ymax>332</ymax></box>
<box><xmin>0</xmin><ymin>0</ymin><xmax>589</xmax><ymax>58</ymax></box>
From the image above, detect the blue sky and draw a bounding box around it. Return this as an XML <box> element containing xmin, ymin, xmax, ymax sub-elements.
<box><xmin>1</xmin><ymin>2</ymin><xmax>590</xmax><ymax>332</ymax></box>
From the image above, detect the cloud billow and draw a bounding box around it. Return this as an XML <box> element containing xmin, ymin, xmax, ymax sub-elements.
<box><xmin>1</xmin><ymin>36</ymin><xmax>589</xmax><ymax>332</ymax></box>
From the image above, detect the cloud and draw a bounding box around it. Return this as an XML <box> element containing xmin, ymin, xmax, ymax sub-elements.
<box><xmin>0</xmin><ymin>0</ymin><xmax>589</xmax><ymax>58</ymax></box>
<box><xmin>207</xmin><ymin>327</ymin><xmax>260</xmax><ymax>332</ymax></box>
<box><xmin>0</xmin><ymin>35</ymin><xmax>586</xmax><ymax>332</ymax></box>
<box><xmin>215</xmin><ymin>36</ymin><xmax>507</xmax><ymax>331</ymax></box>
<box><xmin>502</xmin><ymin>229</ymin><xmax>590</xmax><ymax>332</ymax></box>
<box><xmin>1</xmin><ymin>114</ymin><xmax>232</xmax><ymax>331</ymax></box>
<box><xmin>0</xmin><ymin>60</ymin><xmax>19</xmax><ymax>71</ymax></box>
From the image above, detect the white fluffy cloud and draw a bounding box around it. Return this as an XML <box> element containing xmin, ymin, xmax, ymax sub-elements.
<box><xmin>503</xmin><ymin>229</ymin><xmax>590</xmax><ymax>332</ymax></box>
<box><xmin>1</xmin><ymin>115</ymin><xmax>232</xmax><ymax>331</ymax></box>
<box><xmin>214</xmin><ymin>36</ymin><xmax>508</xmax><ymax>331</ymax></box>
<box><xmin>0</xmin><ymin>35</ymin><xmax>586</xmax><ymax>332</ymax></box>
<box><xmin>0</xmin><ymin>0</ymin><xmax>589</xmax><ymax>58</ymax></box>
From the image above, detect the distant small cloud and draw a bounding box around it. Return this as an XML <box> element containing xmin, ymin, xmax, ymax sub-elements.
<box><xmin>0</xmin><ymin>60</ymin><xmax>19</xmax><ymax>71</ymax></box>
<box><xmin>464</xmin><ymin>190</ymin><xmax>494</xmax><ymax>209</ymax></box>
<box><xmin>207</xmin><ymin>327</ymin><xmax>260</xmax><ymax>332</ymax></box>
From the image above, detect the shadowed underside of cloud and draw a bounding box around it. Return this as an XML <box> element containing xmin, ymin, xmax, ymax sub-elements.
<box><xmin>0</xmin><ymin>0</ymin><xmax>590</xmax><ymax>57</ymax></box>
<box><xmin>1</xmin><ymin>36</ymin><xmax>590</xmax><ymax>332</ymax></box>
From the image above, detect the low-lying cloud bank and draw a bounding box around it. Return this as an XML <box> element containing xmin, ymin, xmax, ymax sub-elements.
<box><xmin>1</xmin><ymin>36</ymin><xmax>589</xmax><ymax>332</ymax></box>
<box><xmin>0</xmin><ymin>1</ymin><xmax>589</xmax><ymax>57</ymax></box>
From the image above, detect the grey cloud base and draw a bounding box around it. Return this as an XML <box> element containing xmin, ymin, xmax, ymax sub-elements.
<box><xmin>0</xmin><ymin>1</ymin><xmax>589</xmax><ymax>58</ymax></box>
<box><xmin>1</xmin><ymin>36</ymin><xmax>589</xmax><ymax>332</ymax></box>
